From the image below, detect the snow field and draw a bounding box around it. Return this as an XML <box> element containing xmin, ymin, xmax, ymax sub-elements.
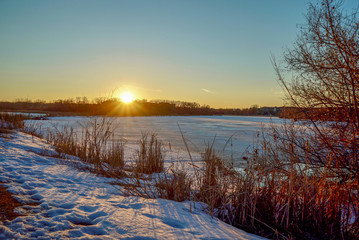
<box><xmin>0</xmin><ymin>132</ymin><xmax>264</xmax><ymax>239</ymax></box>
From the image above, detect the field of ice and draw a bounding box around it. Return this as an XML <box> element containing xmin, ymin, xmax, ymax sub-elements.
<box><xmin>0</xmin><ymin>131</ymin><xmax>266</xmax><ymax>239</ymax></box>
<box><xmin>37</xmin><ymin>115</ymin><xmax>283</xmax><ymax>167</ymax></box>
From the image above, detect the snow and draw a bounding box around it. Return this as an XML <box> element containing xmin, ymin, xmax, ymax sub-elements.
<box><xmin>0</xmin><ymin>132</ymin><xmax>265</xmax><ymax>239</ymax></box>
<box><xmin>39</xmin><ymin>115</ymin><xmax>284</xmax><ymax>168</ymax></box>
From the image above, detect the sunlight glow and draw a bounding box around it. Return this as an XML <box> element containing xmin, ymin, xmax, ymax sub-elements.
<box><xmin>119</xmin><ymin>92</ymin><xmax>135</xmax><ymax>104</ymax></box>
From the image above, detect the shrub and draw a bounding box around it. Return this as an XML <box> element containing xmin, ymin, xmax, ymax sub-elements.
<box><xmin>135</xmin><ymin>132</ymin><xmax>164</xmax><ymax>174</ymax></box>
<box><xmin>0</xmin><ymin>113</ymin><xmax>26</xmax><ymax>130</ymax></box>
<box><xmin>154</xmin><ymin>165</ymin><xmax>193</xmax><ymax>202</ymax></box>
<box><xmin>0</xmin><ymin>113</ymin><xmax>43</xmax><ymax>137</ymax></box>
<box><xmin>201</xmin><ymin>124</ymin><xmax>359</xmax><ymax>240</ymax></box>
<box><xmin>46</xmin><ymin>117</ymin><xmax>125</xmax><ymax>173</ymax></box>
<box><xmin>271</xmin><ymin>1</ymin><xmax>359</xmax><ymax>237</ymax></box>
<box><xmin>104</xmin><ymin>137</ymin><xmax>125</xmax><ymax>170</ymax></box>
<box><xmin>198</xmin><ymin>145</ymin><xmax>233</xmax><ymax>215</ymax></box>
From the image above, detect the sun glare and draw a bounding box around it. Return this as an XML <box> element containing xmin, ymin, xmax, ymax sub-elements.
<box><xmin>120</xmin><ymin>92</ymin><xmax>135</xmax><ymax>104</ymax></box>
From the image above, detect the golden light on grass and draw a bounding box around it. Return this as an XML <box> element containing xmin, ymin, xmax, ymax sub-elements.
<box><xmin>119</xmin><ymin>92</ymin><xmax>135</xmax><ymax>104</ymax></box>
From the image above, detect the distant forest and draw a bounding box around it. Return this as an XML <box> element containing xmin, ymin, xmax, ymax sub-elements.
<box><xmin>0</xmin><ymin>98</ymin><xmax>282</xmax><ymax>117</ymax></box>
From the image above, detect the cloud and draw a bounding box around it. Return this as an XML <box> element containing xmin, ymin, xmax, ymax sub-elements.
<box><xmin>201</xmin><ymin>88</ymin><xmax>216</xmax><ymax>94</ymax></box>
<box><xmin>270</xmin><ymin>88</ymin><xmax>284</xmax><ymax>96</ymax></box>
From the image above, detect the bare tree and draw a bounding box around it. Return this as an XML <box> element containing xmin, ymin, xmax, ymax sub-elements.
<box><xmin>271</xmin><ymin>1</ymin><xmax>359</xmax><ymax>237</ymax></box>
<box><xmin>274</xmin><ymin>0</ymin><xmax>359</xmax><ymax>182</ymax></box>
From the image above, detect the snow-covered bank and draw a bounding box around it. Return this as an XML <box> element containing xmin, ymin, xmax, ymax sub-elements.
<box><xmin>0</xmin><ymin>132</ymin><xmax>265</xmax><ymax>239</ymax></box>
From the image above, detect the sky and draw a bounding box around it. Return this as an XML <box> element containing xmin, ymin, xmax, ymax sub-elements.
<box><xmin>0</xmin><ymin>0</ymin><xmax>356</xmax><ymax>108</ymax></box>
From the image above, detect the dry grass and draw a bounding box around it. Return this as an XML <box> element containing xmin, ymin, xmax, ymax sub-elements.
<box><xmin>0</xmin><ymin>112</ymin><xmax>27</xmax><ymax>130</ymax></box>
<box><xmin>0</xmin><ymin>112</ymin><xmax>43</xmax><ymax>138</ymax></box>
<box><xmin>134</xmin><ymin>132</ymin><xmax>164</xmax><ymax>174</ymax></box>
<box><xmin>119</xmin><ymin>162</ymin><xmax>192</xmax><ymax>202</ymax></box>
<box><xmin>0</xmin><ymin>184</ymin><xmax>22</xmax><ymax>222</ymax></box>
<box><xmin>197</xmin><ymin>125</ymin><xmax>359</xmax><ymax>240</ymax></box>
<box><xmin>154</xmin><ymin>164</ymin><xmax>193</xmax><ymax>202</ymax></box>
<box><xmin>3</xmin><ymin>113</ymin><xmax>355</xmax><ymax>239</ymax></box>
<box><xmin>129</xmin><ymin>124</ymin><xmax>357</xmax><ymax>240</ymax></box>
<box><xmin>197</xmin><ymin>145</ymin><xmax>235</xmax><ymax>217</ymax></box>
<box><xmin>46</xmin><ymin>117</ymin><xmax>126</xmax><ymax>173</ymax></box>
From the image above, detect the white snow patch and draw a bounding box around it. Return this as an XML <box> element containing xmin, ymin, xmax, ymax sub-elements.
<box><xmin>0</xmin><ymin>132</ymin><xmax>265</xmax><ymax>239</ymax></box>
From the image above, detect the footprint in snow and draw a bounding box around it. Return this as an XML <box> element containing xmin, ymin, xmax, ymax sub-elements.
<box><xmin>142</xmin><ymin>213</ymin><xmax>187</xmax><ymax>229</ymax></box>
<box><xmin>36</xmin><ymin>220</ymin><xmax>57</xmax><ymax>228</ymax></box>
<box><xmin>89</xmin><ymin>211</ymin><xmax>107</xmax><ymax>221</ymax></box>
<box><xmin>101</xmin><ymin>220</ymin><xmax>117</xmax><ymax>229</ymax></box>
<box><xmin>30</xmin><ymin>194</ymin><xmax>43</xmax><ymax>201</ymax></box>
<box><xmin>59</xmin><ymin>189</ymin><xmax>71</xmax><ymax>193</ymax></box>
<box><xmin>122</xmin><ymin>237</ymin><xmax>157</xmax><ymax>240</ymax></box>
<box><xmin>14</xmin><ymin>178</ymin><xmax>25</xmax><ymax>184</ymax></box>
<box><xmin>113</xmin><ymin>203</ymin><xmax>131</xmax><ymax>209</ymax></box>
<box><xmin>186</xmin><ymin>230</ymin><xmax>202</xmax><ymax>236</ymax></box>
<box><xmin>82</xmin><ymin>226</ymin><xmax>108</xmax><ymax>236</ymax></box>
<box><xmin>4</xmin><ymin>166</ymin><xmax>15</xmax><ymax>171</ymax></box>
<box><xmin>25</xmin><ymin>189</ymin><xmax>38</xmax><ymax>195</ymax></box>
<box><xmin>56</xmin><ymin>203</ymin><xmax>76</xmax><ymax>209</ymax></box>
<box><xmin>129</xmin><ymin>203</ymin><xmax>143</xmax><ymax>210</ymax></box>
<box><xmin>67</xmin><ymin>229</ymin><xmax>84</xmax><ymax>238</ymax></box>
<box><xmin>30</xmin><ymin>230</ymin><xmax>46</xmax><ymax>238</ymax></box>
<box><xmin>42</xmin><ymin>208</ymin><xmax>69</xmax><ymax>217</ymax></box>
<box><xmin>116</xmin><ymin>228</ymin><xmax>128</xmax><ymax>234</ymax></box>
<box><xmin>96</xmin><ymin>194</ymin><xmax>110</xmax><ymax>200</ymax></box>
<box><xmin>161</xmin><ymin>218</ymin><xmax>187</xmax><ymax>229</ymax></box>
<box><xmin>199</xmin><ymin>238</ymin><xmax>226</xmax><ymax>240</ymax></box>
<box><xmin>28</xmin><ymin>182</ymin><xmax>48</xmax><ymax>188</ymax></box>
<box><xmin>58</xmin><ymin>179</ymin><xmax>74</xmax><ymax>184</ymax></box>
<box><xmin>21</xmin><ymin>183</ymin><xmax>35</xmax><ymax>190</ymax></box>
<box><xmin>40</xmin><ymin>202</ymin><xmax>50</xmax><ymax>209</ymax></box>
<box><xmin>49</xmin><ymin>221</ymin><xmax>72</xmax><ymax>231</ymax></box>
<box><xmin>78</xmin><ymin>205</ymin><xmax>99</xmax><ymax>213</ymax></box>
<box><xmin>66</xmin><ymin>213</ymin><xmax>93</xmax><ymax>226</ymax></box>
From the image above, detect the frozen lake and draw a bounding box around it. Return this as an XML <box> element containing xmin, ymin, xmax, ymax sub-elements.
<box><xmin>32</xmin><ymin>115</ymin><xmax>285</xmax><ymax>167</ymax></box>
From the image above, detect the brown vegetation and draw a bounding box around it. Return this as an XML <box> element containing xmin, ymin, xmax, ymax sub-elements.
<box><xmin>0</xmin><ymin>184</ymin><xmax>22</xmax><ymax>222</ymax></box>
<box><xmin>0</xmin><ymin>98</ymin><xmax>281</xmax><ymax>117</ymax></box>
<box><xmin>273</xmin><ymin>0</ymin><xmax>359</xmax><ymax>189</ymax></box>
<box><xmin>0</xmin><ymin>112</ymin><xmax>27</xmax><ymax>130</ymax></box>
<box><xmin>134</xmin><ymin>133</ymin><xmax>164</xmax><ymax>174</ymax></box>
<box><xmin>1</xmin><ymin>1</ymin><xmax>358</xmax><ymax>238</ymax></box>
<box><xmin>1</xmin><ymin>105</ymin><xmax>357</xmax><ymax>238</ymax></box>
<box><xmin>270</xmin><ymin>0</ymin><xmax>359</xmax><ymax>238</ymax></box>
<box><xmin>46</xmin><ymin>117</ymin><xmax>126</xmax><ymax>174</ymax></box>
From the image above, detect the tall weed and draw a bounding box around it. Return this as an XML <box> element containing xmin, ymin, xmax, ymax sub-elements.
<box><xmin>0</xmin><ymin>113</ymin><xmax>26</xmax><ymax>130</ymax></box>
<box><xmin>46</xmin><ymin>117</ymin><xmax>125</xmax><ymax>172</ymax></box>
<box><xmin>135</xmin><ymin>132</ymin><xmax>164</xmax><ymax>174</ymax></box>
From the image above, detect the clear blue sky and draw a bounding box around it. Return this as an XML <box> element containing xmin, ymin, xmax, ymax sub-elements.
<box><xmin>0</xmin><ymin>0</ymin><xmax>356</xmax><ymax>108</ymax></box>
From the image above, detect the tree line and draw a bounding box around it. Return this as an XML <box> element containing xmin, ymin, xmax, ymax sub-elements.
<box><xmin>0</xmin><ymin>98</ymin><xmax>282</xmax><ymax>117</ymax></box>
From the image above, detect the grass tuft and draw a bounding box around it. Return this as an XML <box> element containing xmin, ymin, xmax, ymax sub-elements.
<box><xmin>135</xmin><ymin>132</ymin><xmax>164</xmax><ymax>174</ymax></box>
<box><xmin>46</xmin><ymin>117</ymin><xmax>126</xmax><ymax>174</ymax></box>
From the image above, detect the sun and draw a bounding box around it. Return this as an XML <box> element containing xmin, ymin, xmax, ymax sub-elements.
<box><xmin>119</xmin><ymin>92</ymin><xmax>135</xmax><ymax>104</ymax></box>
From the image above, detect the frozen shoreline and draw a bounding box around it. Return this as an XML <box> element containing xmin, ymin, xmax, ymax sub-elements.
<box><xmin>0</xmin><ymin>131</ymin><xmax>265</xmax><ymax>239</ymax></box>
<box><xmin>33</xmin><ymin>115</ymin><xmax>283</xmax><ymax>168</ymax></box>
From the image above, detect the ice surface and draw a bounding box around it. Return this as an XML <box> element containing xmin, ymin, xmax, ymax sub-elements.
<box><xmin>0</xmin><ymin>132</ymin><xmax>266</xmax><ymax>239</ymax></box>
<box><xmin>37</xmin><ymin>115</ymin><xmax>284</xmax><ymax>167</ymax></box>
